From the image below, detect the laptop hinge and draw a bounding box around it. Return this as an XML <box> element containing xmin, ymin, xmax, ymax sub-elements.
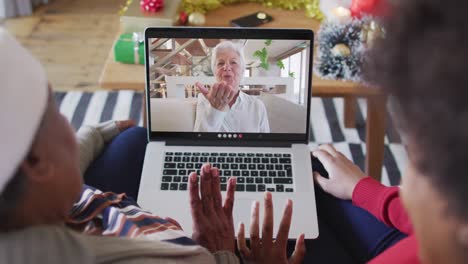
<box><xmin>164</xmin><ymin>139</ymin><xmax>298</xmax><ymax>148</ymax></box>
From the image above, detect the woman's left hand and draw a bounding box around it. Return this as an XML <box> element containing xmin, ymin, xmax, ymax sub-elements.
<box><xmin>189</xmin><ymin>163</ymin><xmax>237</xmax><ymax>253</ymax></box>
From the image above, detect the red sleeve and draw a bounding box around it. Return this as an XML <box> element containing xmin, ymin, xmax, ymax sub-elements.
<box><xmin>368</xmin><ymin>236</ymin><xmax>421</xmax><ymax>264</ymax></box>
<box><xmin>352</xmin><ymin>177</ymin><xmax>413</xmax><ymax>235</ymax></box>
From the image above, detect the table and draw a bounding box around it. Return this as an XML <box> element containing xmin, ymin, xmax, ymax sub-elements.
<box><xmin>98</xmin><ymin>3</ymin><xmax>387</xmax><ymax>181</ymax></box>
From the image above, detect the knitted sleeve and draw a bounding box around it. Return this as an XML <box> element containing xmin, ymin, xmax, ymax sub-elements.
<box><xmin>76</xmin><ymin>120</ymin><xmax>120</xmax><ymax>174</ymax></box>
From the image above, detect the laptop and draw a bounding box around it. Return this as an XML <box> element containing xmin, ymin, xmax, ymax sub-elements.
<box><xmin>138</xmin><ymin>27</ymin><xmax>318</xmax><ymax>239</ymax></box>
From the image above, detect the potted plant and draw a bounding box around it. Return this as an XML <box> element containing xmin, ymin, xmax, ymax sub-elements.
<box><xmin>252</xmin><ymin>39</ymin><xmax>295</xmax><ymax>77</ymax></box>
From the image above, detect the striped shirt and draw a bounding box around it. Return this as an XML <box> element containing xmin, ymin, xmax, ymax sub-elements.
<box><xmin>66</xmin><ymin>185</ymin><xmax>195</xmax><ymax>246</ymax></box>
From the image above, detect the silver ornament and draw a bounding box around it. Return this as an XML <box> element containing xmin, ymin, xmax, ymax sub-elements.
<box><xmin>188</xmin><ymin>12</ymin><xmax>206</xmax><ymax>26</ymax></box>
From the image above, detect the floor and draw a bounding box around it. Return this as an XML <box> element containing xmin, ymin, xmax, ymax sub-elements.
<box><xmin>1</xmin><ymin>0</ymin><xmax>126</xmax><ymax>91</ymax></box>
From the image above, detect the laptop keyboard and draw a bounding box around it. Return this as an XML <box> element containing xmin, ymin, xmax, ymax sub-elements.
<box><xmin>160</xmin><ymin>152</ymin><xmax>294</xmax><ymax>192</ymax></box>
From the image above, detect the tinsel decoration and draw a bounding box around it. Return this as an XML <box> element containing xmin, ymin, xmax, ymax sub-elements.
<box><xmin>182</xmin><ymin>0</ymin><xmax>222</xmax><ymax>14</ymax></box>
<box><xmin>314</xmin><ymin>19</ymin><xmax>367</xmax><ymax>82</ymax></box>
<box><xmin>119</xmin><ymin>0</ymin><xmax>133</xmax><ymax>15</ymax></box>
<box><xmin>182</xmin><ymin>0</ymin><xmax>324</xmax><ymax>20</ymax></box>
<box><xmin>305</xmin><ymin>0</ymin><xmax>324</xmax><ymax>20</ymax></box>
<box><xmin>140</xmin><ymin>0</ymin><xmax>164</xmax><ymax>12</ymax></box>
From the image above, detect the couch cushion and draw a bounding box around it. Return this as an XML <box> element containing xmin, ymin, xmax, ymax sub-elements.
<box><xmin>149</xmin><ymin>96</ymin><xmax>307</xmax><ymax>133</ymax></box>
<box><xmin>150</xmin><ymin>98</ymin><xmax>197</xmax><ymax>132</ymax></box>
<box><xmin>259</xmin><ymin>94</ymin><xmax>307</xmax><ymax>134</ymax></box>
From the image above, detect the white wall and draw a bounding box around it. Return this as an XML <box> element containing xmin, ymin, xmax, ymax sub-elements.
<box><xmin>0</xmin><ymin>0</ymin><xmax>36</xmax><ymax>19</ymax></box>
<box><xmin>0</xmin><ymin>0</ymin><xmax>6</xmax><ymax>19</ymax></box>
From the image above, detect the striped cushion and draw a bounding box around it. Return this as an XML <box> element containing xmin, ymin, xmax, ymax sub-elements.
<box><xmin>54</xmin><ymin>91</ymin><xmax>407</xmax><ymax>186</ymax></box>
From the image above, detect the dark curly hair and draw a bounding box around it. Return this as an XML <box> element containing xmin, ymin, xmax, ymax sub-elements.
<box><xmin>365</xmin><ymin>0</ymin><xmax>468</xmax><ymax>220</ymax></box>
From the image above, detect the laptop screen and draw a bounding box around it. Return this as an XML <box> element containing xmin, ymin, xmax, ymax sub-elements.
<box><xmin>145</xmin><ymin>28</ymin><xmax>313</xmax><ymax>144</ymax></box>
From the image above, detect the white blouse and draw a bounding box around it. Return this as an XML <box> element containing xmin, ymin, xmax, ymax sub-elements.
<box><xmin>193</xmin><ymin>91</ymin><xmax>270</xmax><ymax>133</ymax></box>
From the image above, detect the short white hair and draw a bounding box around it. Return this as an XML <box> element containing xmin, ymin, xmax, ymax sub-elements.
<box><xmin>210</xmin><ymin>41</ymin><xmax>245</xmax><ymax>82</ymax></box>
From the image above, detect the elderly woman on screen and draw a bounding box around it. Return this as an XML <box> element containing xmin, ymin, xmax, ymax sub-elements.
<box><xmin>193</xmin><ymin>41</ymin><xmax>270</xmax><ymax>133</ymax></box>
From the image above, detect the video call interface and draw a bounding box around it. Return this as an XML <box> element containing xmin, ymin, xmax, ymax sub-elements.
<box><xmin>148</xmin><ymin>38</ymin><xmax>311</xmax><ymax>134</ymax></box>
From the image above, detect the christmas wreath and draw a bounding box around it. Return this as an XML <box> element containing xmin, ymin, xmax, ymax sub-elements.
<box><xmin>314</xmin><ymin>19</ymin><xmax>367</xmax><ymax>82</ymax></box>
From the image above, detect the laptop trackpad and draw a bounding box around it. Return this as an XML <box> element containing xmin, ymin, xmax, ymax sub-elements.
<box><xmin>233</xmin><ymin>198</ymin><xmax>257</xmax><ymax>238</ymax></box>
<box><xmin>232</xmin><ymin>197</ymin><xmax>296</xmax><ymax>238</ymax></box>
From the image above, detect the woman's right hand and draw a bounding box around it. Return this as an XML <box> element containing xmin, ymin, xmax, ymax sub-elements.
<box><xmin>237</xmin><ymin>192</ymin><xmax>306</xmax><ymax>264</ymax></box>
<box><xmin>312</xmin><ymin>144</ymin><xmax>367</xmax><ymax>200</ymax></box>
<box><xmin>196</xmin><ymin>81</ymin><xmax>237</xmax><ymax>111</ymax></box>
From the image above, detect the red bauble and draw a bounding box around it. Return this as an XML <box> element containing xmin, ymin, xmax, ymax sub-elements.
<box><xmin>351</xmin><ymin>0</ymin><xmax>388</xmax><ymax>18</ymax></box>
<box><xmin>140</xmin><ymin>0</ymin><xmax>164</xmax><ymax>13</ymax></box>
<box><xmin>179</xmin><ymin>12</ymin><xmax>188</xmax><ymax>25</ymax></box>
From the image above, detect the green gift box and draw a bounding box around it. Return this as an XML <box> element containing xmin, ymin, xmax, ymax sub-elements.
<box><xmin>114</xmin><ymin>32</ymin><xmax>144</xmax><ymax>65</ymax></box>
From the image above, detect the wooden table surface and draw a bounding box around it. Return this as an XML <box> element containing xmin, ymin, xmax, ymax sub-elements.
<box><xmin>98</xmin><ymin>2</ymin><xmax>387</xmax><ymax>181</ymax></box>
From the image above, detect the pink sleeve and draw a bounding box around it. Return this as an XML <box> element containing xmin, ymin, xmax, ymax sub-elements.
<box><xmin>352</xmin><ymin>177</ymin><xmax>413</xmax><ymax>235</ymax></box>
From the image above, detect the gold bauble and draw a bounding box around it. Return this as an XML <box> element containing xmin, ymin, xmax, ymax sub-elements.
<box><xmin>331</xmin><ymin>43</ymin><xmax>351</xmax><ymax>57</ymax></box>
<box><xmin>188</xmin><ymin>12</ymin><xmax>206</xmax><ymax>26</ymax></box>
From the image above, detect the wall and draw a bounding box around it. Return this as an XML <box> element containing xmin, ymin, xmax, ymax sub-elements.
<box><xmin>0</xmin><ymin>0</ymin><xmax>37</xmax><ymax>19</ymax></box>
<box><xmin>0</xmin><ymin>0</ymin><xmax>7</xmax><ymax>18</ymax></box>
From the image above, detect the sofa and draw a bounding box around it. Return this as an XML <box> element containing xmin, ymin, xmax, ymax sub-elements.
<box><xmin>149</xmin><ymin>94</ymin><xmax>307</xmax><ymax>133</ymax></box>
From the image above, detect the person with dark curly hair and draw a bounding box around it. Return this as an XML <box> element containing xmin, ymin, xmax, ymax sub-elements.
<box><xmin>311</xmin><ymin>0</ymin><xmax>468</xmax><ymax>263</ymax></box>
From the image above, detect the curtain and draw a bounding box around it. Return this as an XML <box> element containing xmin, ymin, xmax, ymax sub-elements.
<box><xmin>1</xmin><ymin>0</ymin><xmax>48</xmax><ymax>18</ymax></box>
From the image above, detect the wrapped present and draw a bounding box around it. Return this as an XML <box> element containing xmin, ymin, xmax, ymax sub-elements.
<box><xmin>114</xmin><ymin>32</ymin><xmax>144</xmax><ymax>65</ymax></box>
<box><xmin>140</xmin><ymin>0</ymin><xmax>164</xmax><ymax>13</ymax></box>
<box><xmin>120</xmin><ymin>0</ymin><xmax>182</xmax><ymax>33</ymax></box>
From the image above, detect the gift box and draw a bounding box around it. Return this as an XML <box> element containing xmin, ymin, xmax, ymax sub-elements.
<box><xmin>114</xmin><ymin>32</ymin><xmax>144</xmax><ymax>65</ymax></box>
<box><xmin>120</xmin><ymin>0</ymin><xmax>182</xmax><ymax>33</ymax></box>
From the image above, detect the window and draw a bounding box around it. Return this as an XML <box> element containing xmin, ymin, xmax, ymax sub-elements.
<box><xmin>280</xmin><ymin>49</ymin><xmax>309</xmax><ymax>104</ymax></box>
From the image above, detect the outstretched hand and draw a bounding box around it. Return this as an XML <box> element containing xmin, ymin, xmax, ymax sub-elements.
<box><xmin>312</xmin><ymin>144</ymin><xmax>366</xmax><ymax>200</ymax></box>
<box><xmin>189</xmin><ymin>164</ymin><xmax>237</xmax><ymax>253</ymax></box>
<box><xmin>237</xmin><ymin>192</ymin><xmax>306</xmax><ymax>264</ymax></box>
<box><xmin>196</xmin><ymin>82</ymin><xmax>237</xmax><ymax>111</ymax></box>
